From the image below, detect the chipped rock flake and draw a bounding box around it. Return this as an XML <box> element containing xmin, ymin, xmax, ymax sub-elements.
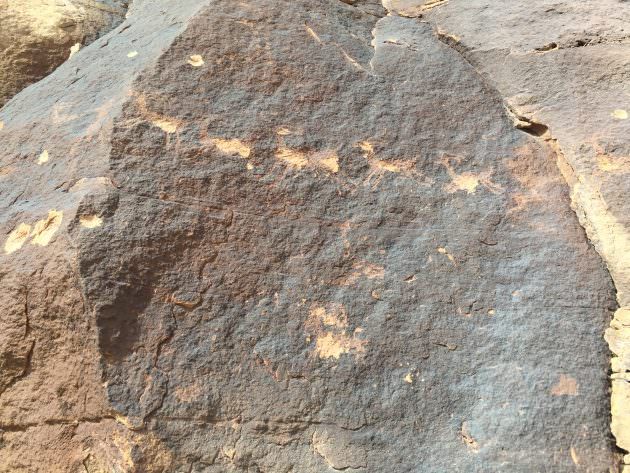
<box><xmin>4</xmin><ymin>223</ymin><xmax>32</xmax><ymax>254</ymax></box>
<box><xmin>187</xmin><ymin>54</ymin><xmax>204</xmax><ymax>67</ymax></box>
<box><xmin>31</xmin><ymin>210</ymin><xmax>63</xmax><ymax>246</ymax></box>
<box><xmin>307</xmin><ymin>305</ymin><xmax>367</xmax><ymax>359</ymax></box>
<box><xmin>80</xmin><ymin>215</ymin><xmax>103</xmax><ymax>228</ymax></box>
<box><xmin>68</xmin><ymin>42</ymin><xmax>81</xmax><ymax>58</ymax></box>
<box><xmin>37</xmin><ymin>149</ymin><xmax>49</xmax><ymax>164</ymax></box>
<box><xmin>209</xmin><ymin>138</ymin><xmax>251</xmax><ymax>158</ymax></box>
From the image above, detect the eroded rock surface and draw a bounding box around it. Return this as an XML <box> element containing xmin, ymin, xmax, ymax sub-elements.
<box><xmin>0</xmin><ymin>0</ymin><xmax>129</xmax><ymax>107</ymax></box>
<box><xmin>0</xmin><ymin>0</ymin><xmax>623</xmax><ymax>471</ymax></box>
<box><xmin>382</xmin><ymin>0</ymin><xmax>630</xmax><ymax>465</ymax></box>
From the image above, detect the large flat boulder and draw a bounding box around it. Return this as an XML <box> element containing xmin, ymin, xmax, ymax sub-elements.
<box><xmin>0</xmin><ymin>0</ymin><xmax>619</xmax><ymax>471</ymax></box>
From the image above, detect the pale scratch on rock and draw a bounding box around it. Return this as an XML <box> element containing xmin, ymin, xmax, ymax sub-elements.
<box><xmin>4</xmin><ymin>223</ymin><xmax>32</xmax><ymax>254</ymax></box>
<box><xmin>37</xmin><ymin>150</ymin><xmax>49</xmax><ymax>165</ymax></box>
<box><xmin>208</xmin><ymin>138</ymin><xmax>251</xmax><ymax>158</ymax></box>
<box><xmin>305</xmin><ymin>25</ymin><xmax>322</xmax><ymax>44</ymax></box>
<box><xmin>31</xmin><ymin>210</ymin><xmax>63</xmax><ymax>246</ymax></box>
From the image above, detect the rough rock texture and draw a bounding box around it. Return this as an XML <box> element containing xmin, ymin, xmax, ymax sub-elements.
<box><xmin>0</xmin><ymin>0</ymin><xmax>129</xmax><ymax>107</ymax></box>
<box><xmin>0</xmin><ymin>0</ymin><xmax>626</xmax><ymax>471</ymax></box>
<box><xmin>383</xmin><ymin>0</ymin><xmax>630</xmax><ymax>466</ymax></box>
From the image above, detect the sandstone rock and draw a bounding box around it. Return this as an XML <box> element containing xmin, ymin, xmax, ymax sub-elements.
<box><xmin>0</xmin><ymin>0</ymin><xmax>623</xmax><ymax>471</ymax></box>
<box><xmin>383</xmin><ymin>0</ymin><xmax>630</xmax><ymax>463</ymax></box>
<box><xmin>0</xmin><ymin>0</ymin><xmax>129</xmax><ymax>107</ymax></box>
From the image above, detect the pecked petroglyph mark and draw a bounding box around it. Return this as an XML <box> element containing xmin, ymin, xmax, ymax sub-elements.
<box><xmin>275</xmin><ymin>147</ymin><xmax>339</xmax><ymax>173</ymax></box>
<box><xmin>187</xmin><ymin>54</ymin><xmax>205</xmax><ymax>67</ymax></box>
<box><xmin>306</xmin><ymin>304</ymin><xmax>366</xmax><ymax>360</ymax></box>
<box><xmin>68</xmin><ymin>42</ymin><xmax>81</xmax><ymax>59</ymax></box>
<box><xmin>31</xmin><ymin>210</ymin><xmax>63</xmax><ymax>246</ymax></box>
<box><xmin>404</xmin><ymin>372</ymin><xmax>414</xmax><ymax>384</ymax></box>
<box><xmin>460</xmin><ymin>422</ymin><xmax>479</xmax><ymax>452</ymax></box>
<box><xmin>355</xmin><ymin>140</ymin><xmax>420</xmax><ymax>187</ymax></box>
<box><xmin>276</xmin><ymin>147</ymin><xmax>308</xmax><ymax>169</ymax></box>
<box><xmin>0</xmin><ymin>120</ymin><xmax>4</xmax><ymax>131</ymax></box>
<box><xmin>136</xmin><ymin>94</ymin><xmax>180</xmax><ymax>134</ymax></box>
<box><xmin>335</xmin><ymin>261</ymin><xmax>385</xmax><ymax>286</ymax></box>
<box><xmin>127</xmin><ymin>50</ymin><xmax>138</xmax><ymax>58</ymax></box>
<box><xmin>612</xmin><ymin>109</ymin><xmax>628</xmax><ymax>120</ymax></box>
<box><xmin>37</xmin><ymin>150</ymin><xmax>49</xmax><ymax>165</ymax></box>
<box><xmin>305</xmin><ymin>25</ymin><xmax>322</xmax><ymax>44</ymax></box>
<box><xmin>80</xmin><ymin>215</ymin><xmax>103</xmax><ymax>228</ymax></box>
<box><xmin>4</xmin><ymin>223</ymin><xmax>32</xmax><ymax>254</ymax></box>
<box><xmin>570</xmin><ymin>447</ymin><xmax>581</xmax><ymax>466</ymax></box>
<box><xmin>441</xmin><ymin>155</ymin><xmax>502</xmax><ymax>194</ymax></box>
<box><xmin>5</xmin><ymin>210</ymin><xmax>64</xmax><ymax>254</ymax></box>
<box><xmin>207</xmin><ymin>138</ymin><xmax>251</xmax><ymax>158</ymax></box>
<box><xmin>436</xmin><ymin>246</ymin><xmax>456</xmax><ymax>264</ymax></box>
<box><xmin>550</xmin><ymin>374</ymin><xmax>579</xmax><ymax>396</ymax></box>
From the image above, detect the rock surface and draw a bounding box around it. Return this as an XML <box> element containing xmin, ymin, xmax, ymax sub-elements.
<box><xmin>0</xmin><ymin>0</ymin><xmax>129</xmax><ymax>107</ymax></box>
<box><xmin>0</xmin><ymin>0</ymin><xmax>626</xmax><ymax>471</ymax></box>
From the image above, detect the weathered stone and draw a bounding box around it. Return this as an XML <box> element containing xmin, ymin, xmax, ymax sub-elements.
<box><xmin>0</xmin><ymin>0</ymin><xmax>129</xmax><ymax>107</ymax></box>
<box><xmin>0</xmin><ymin>0</ymin><xmax>623</xmax><ymax>471</ymax></box>
<box><xmin>382</xmin><ymin>0</ymin><xmax>630</xmax><ymax>462</ymax></box>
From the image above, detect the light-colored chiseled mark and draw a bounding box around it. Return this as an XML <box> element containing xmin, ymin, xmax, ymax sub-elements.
<box><xmin>307</xmin><ymin>304</ymin><xmax>367</xmax><ymax>360</ymax></box>
<box><xmin>136</xmin><ymin>95</ymin><xmax>181</xmax><ymax>134</ymax></box>
<box><xmin>276</xmin><ymin>127</ymin><xmax>292</xmax><ymax>136</ymax></box>
<box><xmin>437</xmin><ymin>246</ymin><xmax>456</xmax><ymax>264</ymax></box>
<box><xmin>275</xmin><ymin>147</ymin><xmax>339</xmax><ymax>173</ymax></box>
<box><xmin>276</xmin><ymin>147</ymin><xmax>308</xmax><ymax>169</ymax></box>
<box><xmin>69</xmin><ymin>42</ymin><xmax>81</xmax><ymax>58</ymax></box>
<box><xmin>187</xmin><ymin>54</ymin><xmax>205</xmax><ymax>67</ymax></box>
<box><xmin>437</xmin><ymin>27</ymin><xmax>460</xmax><ymax>42</ymax></box>
<box><xmin>448</xmin><ymin>173</ymin><xmax>481</xmax><ymax>193</ymax></box>
<box><xmin>37</xmin><ymin>150</ymin><xmax>49</xmax><ymax>165</ymax></box>
<box><xmin>305</xmin><ymin>25</ymin><xmax>322</xmax><ymax>44</ymax></box>
<box><xmin>0</xmin><ymin>121</ymin><xmax>4</xmax><ymax>131</ymax></box>
<box><xmin>612</xmin><ymin>109</ymin><xmax>628</xmax><ymax>120</ymax></box>
<box><xmin>4</xmin><ymin>223</ymin><xmax>32</xmax><ymax>254</ymax></box>
<box><xmin>487</xmin><ymin>309</ymin><xmax>496</xmax><ymax>316</ymax></box>
<box><xmin>550</xmin><ymin>374</ymin><xmax>578</xmax><ymax>396</ymax></box>
<box><xmin>209</xmin><ymin>138</ymin><xmax>251</xmax><ymax>158</ymax></box>
<box><xmin>31</xmin><ymin>210</ymin><xmax>63</xmax><ymax>246</ymax></box>
<box><xmin>313</xmin><ymin>150</ymin><xmax>339</xmax><ymax>173</ymax></box>
<box><xmin>222</xmin><ymin>446</ymin><xmax>236</xmax><ymax>460</ymax></box>
<box><xmin>152</xmin><ymin>119</ymin><xmax>178</xmax><ymax>134</ymax></box>
<box><xmin>80</xmin><ymin>215</ymin><xmax>103</xmax><ymax>228</ymax></box>
<box><xmin>337</xmin><ymin>261</ymin><xmax>385</xmax><ymax>286</ymax></box>
<box><xmin>338</xmin><ymin>46</ymin><xmax>367</xmax><ymax>73</ymax></box>
<box><xmin>442</xmin><ymin>156</ymin><xmax>501</xmax><ymax>194</ymax></box>
<box><xmin>460</xmin><ymin>422</ymin><xmax>479</xmax><ymax>452</ymax></box>
<box><xmin>127</xmin><ymin>50</ymin><xmax>138</xmax><ymax>58</ymax></box>
<box><xmin>570</xmin><ymin>447</ymin><xmax>581</xmax><ymax>466</ymax></box>
<box><xmin>70</xmin><ymin>176</ymin><xmax>115</xmax><ymax>193</ymax></box>
<box><xmin>310</xmin><ymin>305</ymin><xmax>348</xmax><ymax>329</ymax></box>
<box><xmin>315</xmin><ymin>331</ymin><xmax>366</xmax><ymax>359</ymax></box>
<box><xmin>356</xmin><ymin>140</ymin><xmax>418</xmax><ymax>187</ymax></box>
<box><xmin>246</xmin><ymin>163</ymin><xmax>254</xmax><ymax>170</ymax></box>
<box><xmin>404</xmin><ymin>372</ymin><xmax>413</xmax><ymax>384</ymax></box>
